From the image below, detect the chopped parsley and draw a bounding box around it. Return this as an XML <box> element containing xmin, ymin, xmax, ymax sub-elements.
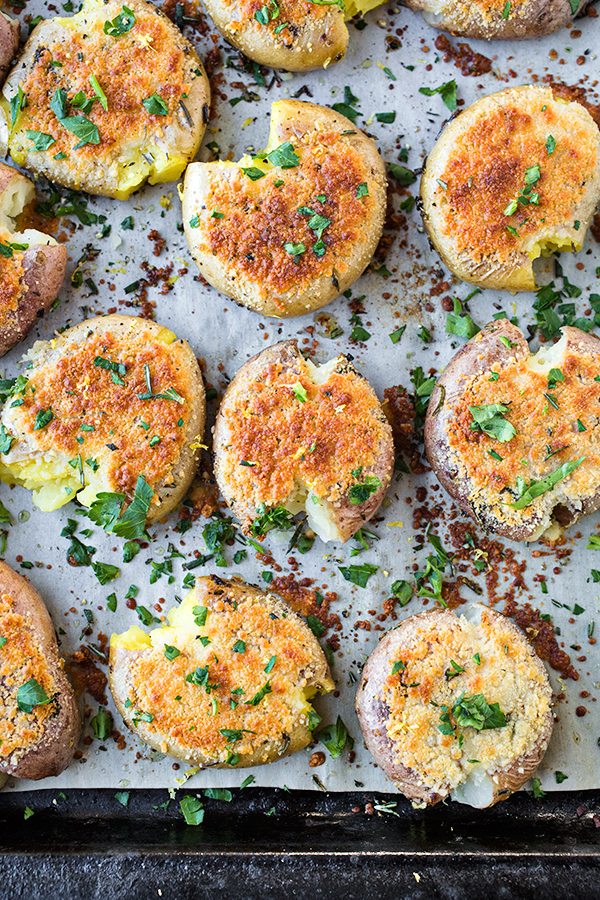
<box><xmin>16</xmin><ymin>678</ymin><xmax>52</xmax><ymax>713</ymax></box>
<box><xmin>510</xmin><ymin>457</ymin><xmax>585</xmax><ymax>510</ymax></box>
<box><xmin>469</xmin><ymin>403</ymin><xmax>516</xmax><ymax>443</ymax></box>
<box><xmin>143</xmin><ymin>93</ymin><xmax>168</xmax><ymax>116</ymax></box>
<box><xmin>338</xmin><ymin>562</ymin><xmax>378</xmax><ymax>588</ymax></box>
<box><xmin>103</xmin><ymin>5</ymin><xmax>135</xmax><ymax>36</ymax></box>
<box><xmin>317</xmin><ymin>716</ymin><xmax>354</xmax><ymax>759</ymax></box>
<box><xmin>418</xmin><ymin>79</ymin><xmax>457</xmax><ymax>111</ymax></box>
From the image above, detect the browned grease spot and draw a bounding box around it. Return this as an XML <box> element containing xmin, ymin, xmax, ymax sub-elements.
<box><xmin>504</xmin><ymin>600</ymin><xmax>578</xmax><ymax>681</ymax></box>
<box><xmin>269</xmin><ymin>573</ymin><xmax>340</xmax><ymax>640</ymax></box>
<box><xmin>434</xmin><ymin>35</ymin><xmax>492</xmax><ymax>77</ymax></box>
<box><xmin>66</xmin><ymin>645</ymin><xmax>108</xmax><ymax>704</ymax></box>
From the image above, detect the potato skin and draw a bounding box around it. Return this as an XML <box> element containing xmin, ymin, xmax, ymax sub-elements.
<box><xmin>213</xmin><ymin>339</ymin><xmax>394</xmax><ymax>543</ymax></box>
<box><xmin>183</xmin><ymin>100</ymin><xmax>386</xmax><ymax>318</ymax></box>
<box><xmin>0</xmin><ymin>314</ymin><xmax>206</xmax><ymax>523</ymax></box>
<box><xmin>404</xmin><ymin>0</ymin><xmax>591</xmax><ymax>40</ymax></box>
<box><xmin>0</xmin><ymin>10</ymin><xmax>19</xmax><ymax>81</ymax></box>
<box><xmin>425</xmin><ymin>320</ymin><xmax>600</xmax><ymax>541</ymax></box>
<box><xmin>0</xmin><ymin>0</ymin><xmax>210</xmax><ymax>198</ymax></box>
<box><xmin>355</xmin><ymin>605</ymin><xmax>553</xmax><ymax>806</ymax></box>
<box><xmin>203</xmin><ymin>0</ymin><xmax>347</xmax><ymax>71</ymax></box>
<box><xmin>0</xmin><ymin>241</ymin><xmax>68</xmax><ymax>359</ymax></box>
<box><xmin>0</xmin><ymin>561</ymin><xmax>81</xmax><ymax>780</ymax></box>
<box><xmin>110</xmin><ymin>575</ymin><xmax>334</xmax><ymax>768</ymax></box>
<box><xmin>420</xmin><ymin>85</ymin><xmax>600</xmax><ymax>292</ymax></box>
<box><xmin>0</xmin><ymin>162</ymin><xmax>67</xmax><ymax>357</ymax></box>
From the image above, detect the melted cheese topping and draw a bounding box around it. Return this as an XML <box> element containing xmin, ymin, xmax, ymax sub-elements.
<box><xmin>111</xmin><ymin>579</ymin><xmax>332</xmax><ymax>764</ymax></box>
<box><xmin>433</xmin><ymin>93</ymin><xmax>597</xmax><ymax>264</ymax></box>
<box><xmin>0</xmin><ymin>324</ymin><xmax>195</xmax><ymax>511</ymax></box>
<box><xmin>217</xmin><ymin>347</ymin><xmax>390</xmax><ymax>526</ymax></box>
<box><xmin>445</xmin><ymin>348</ymin><xmax>600</xmax><ymax>531</ymax></box>
<box><xmin>6</xmin><ymin>0</ymin><xmax>197</xmax><ymax>197</ymax></box>
<box><xmin>190</xmin><ymin>130</ymin><xmax>376</xmax><ymax>308</ymax></box>
<box><xmin>0</xmin><ymin>591</ymin><xmax>58</xmax><ymax>762</ymax></box>
<box><xmin>384</xmin><ymin>607</ymin><xmax>551</xmax><ymax>796</ymax></box>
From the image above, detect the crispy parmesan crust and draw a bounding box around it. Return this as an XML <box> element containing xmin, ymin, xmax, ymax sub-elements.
<box><xmin>0</xmin><ymin>561</ymin><xmax>81</xmax><ymax>780</ymax></box>
<box><xmin>109</xmin><ymin>575</ymin><xmax>334</xmax><ymax>768</ymax></box>
<box><xmin>1</xmin><ymin>0</ymin><xmax>210</xmax><ymax>198</ymax></box>
<box><xmin>420</xmin><ymin>85</ymin><xmax>600</xmax><ymax>291</ymax></box>
<box><xmin>213</xmin><ymin>340</ymin><xmax>394</xmax><ymax>543</ymax></box>
<box><xmin>404</xmin><ymin>0</ymin><xmax>591</xmax><ymax>40</ymax></box>
<box><xmin>355</xmin><ymin>605</ymin><xmax>553</xmax><ymax>806</ymax></box>
<box><xmin>0</xmin><ymin>315</ymin><xmax>205</xmax><ymax>522</ymax></box>
<box><xmin>203</xmin><ymin>0</ymin><xmax>347</xmax><ymax>71</ymax></box>
<box><xmin>425</xmin><ymin>320</ymin><xmax>600</xmax><ymax>541</ymax></box>
<box><xmin>183</xmin><ymin>100</ymin><xmax>386</xmax><ymax>318</ymax></box>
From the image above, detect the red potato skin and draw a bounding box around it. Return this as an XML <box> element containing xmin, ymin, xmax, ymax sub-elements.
<box><xmin>0</xmin><ymin>12</ymin><xmax>19</xmax><ymax>81</ymax></box>
<box><xmin>0</xmin><ymin>242</ymin><xmax>68</xmax><ymax>358</ymax></box>
<box><xmin>424</xmin><ymin>320</ymin><xmax>529</xmax><ymax>537</ymax></box>
<box><xmin>355</xmin><ymin>607</ymin><xmax>554</xmax><ymax>806</ymax></box>
<box><xmin>355</xmin><ymin>610</ymin><xmax>456</xmax><ymax>805</ymax></box>
<box><xmin>424</xmin><ymin>320</ymin><xmax>600</xmax><ymax>540</ymax></box>
<box><xmin>0</xmin><ymin>561</ymin><xmax>81</xmax><ymax>780</ymax></box>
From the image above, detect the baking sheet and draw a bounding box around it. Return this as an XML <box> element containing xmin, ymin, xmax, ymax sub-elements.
<box><xmin>1</xmin><ymin>0</ymin><xmax>599</xmax><ymax>795</ymax></box>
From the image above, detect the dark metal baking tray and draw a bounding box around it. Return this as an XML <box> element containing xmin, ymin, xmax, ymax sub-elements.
<box><xmin>1</xmin><ymin>787</ymin><xmax>600</xmax><ymax>899</ymax></box>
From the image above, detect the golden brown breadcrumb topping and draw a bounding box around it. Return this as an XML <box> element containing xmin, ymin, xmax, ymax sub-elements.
<box><xmin>0</xmin><ymin>592</ymin><xmax>58</xmax><ymax>760</ymax></box>
<box><xmin>0</xmin><ymin>228</ymin><xmax>26</xmax><ymax>326</ymax></box>
<box><xmin>219</xmin><ymin>353</ymin><xmax>388</xmax><ymax>510</ymax></box>
<box><xmin>118</xmin><ymin>585</ymin><xmax>323</xmax><ymax>762</ymax></box>
<box><xmin>197</xmin><ymin>132</ymin><xmax>374</xmax><ymax>307</ymax></box>
<box><xmin>7</xmin><ymin>327</ymin><xmax>194</xmax><ymax>497</ymax></box>
<box><xmin>435</xmin><ymin>101</ymin><xmax>597</xmax><ymax>261</ymax></box>
<box><xmin>384</xmin><ymin>608</ymin><xmax>551</xmax><ymax>791</ymax></box>
<box><xmin>16</xmin><ymin>10</ymin><xmax>189</xmax><ymax>159</ymax></box>
<box><xmin>446</xmin><ymin>352</ymin><xmax>600</xmax><ymax>505</ymax></box>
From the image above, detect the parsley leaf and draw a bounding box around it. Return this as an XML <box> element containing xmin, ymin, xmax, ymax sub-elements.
<box><xmin>419</xmin><ymin>79</ymin><xmax>457</xmax><ymax>111</ymax></box>
<box><xmin>510</xmin><ymin>457</ymin><xmax>586</xmax><ymax>510</ymax></box>
<box><xmin>267</xmin><ymin>141</ymin><xmax>299</xmax><ymax>168</ymax></box>
<box><xmin>317</xmin><ymin>716</ymin><xmax>354</xmax><ymax>759</ymax></box>
<box><xmin>16</xmin><ymin>678</ymin><xmax>52</xmax><ymax>713</ymax></box>
<box><xmin>338</xmin><ymin>562</ymin><xmax>378</xmax><ymax>587</ymax></box>
<box><xmin>469</xmin><ymin>403</ymin><xmax>516</xmax><ymax>443</ymax></box>
<box><xmin>143</xmin><ymin>93</ymin><xmax>168</xmax><ymax>116</ymax></box>
<box><xmin>104</xmin><ymin>6</ymin><xmax>135</xmax><ymax>36</ymax></box>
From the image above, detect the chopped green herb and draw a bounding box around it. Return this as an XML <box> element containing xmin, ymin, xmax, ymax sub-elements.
<box><xmin>338</xmin><ymin>562</ymin><xmax>378</xmax><ymax>588</ymax></box>
<box><xmin>419</xmin><ymin>79</ymin><xmax>457</xmax><ymax>111</ymax></box>
<box><xmin>469</xmin><ymin>403</ymin><xmax>516</xmax><ymax>443</ymax></box>
<box><xmin>180</xmin><ymin>795</ymin><xmax>204</xmax><ymax>825</ymax></box>
<box><xmin>104</xmin><ymin>5</ymin><xmax>135</xmax><ymax>35</ymax></box>
<box><xmin>17</xmin><ymin>678</ymin><xmax>52</xmax><ymax>713</ymax></box>
<box><xmin>510</xmin><ymin>457</ymin><xmax>585</xmax><ymax>510</ymax></box>
<box><xmin>317</xmin><ymin>716</ymin><xmax>353</xmax><ymax>759</ymax></box>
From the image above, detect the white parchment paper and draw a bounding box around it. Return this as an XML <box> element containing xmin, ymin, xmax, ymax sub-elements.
<box><xmin>2</xmin><ymin>0</ymin><xmax>599</xmax><ymax>795</ymax></box>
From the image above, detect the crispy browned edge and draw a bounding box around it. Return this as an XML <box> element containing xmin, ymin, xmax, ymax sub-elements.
<box><xmin>109</xmin><ymin>574</ymin><xmax>334</xmax><ymax>768</ymax></box>
<box><xmin>212</xmin><ymin>339</ymin><xmax>394</xmax><ymax>542</ymax></box>
<box><xmin>0</xmin><ymin>10</ymin><xmax>19</xmax><ymax>80</ymax></box>
<box><xmin>424</xmin><ymin>319</ymin><xmax>600</xmax><ymax>540</ymax></box>
<box><xmin>0</xmin><ymin>559</ymin><xmax>81</xmax><ymax>780</ymax></box>
<box><xmin>354</xmin><ymin>606</ymin><xmax>554</xmax><ymax>806</ymax></box>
